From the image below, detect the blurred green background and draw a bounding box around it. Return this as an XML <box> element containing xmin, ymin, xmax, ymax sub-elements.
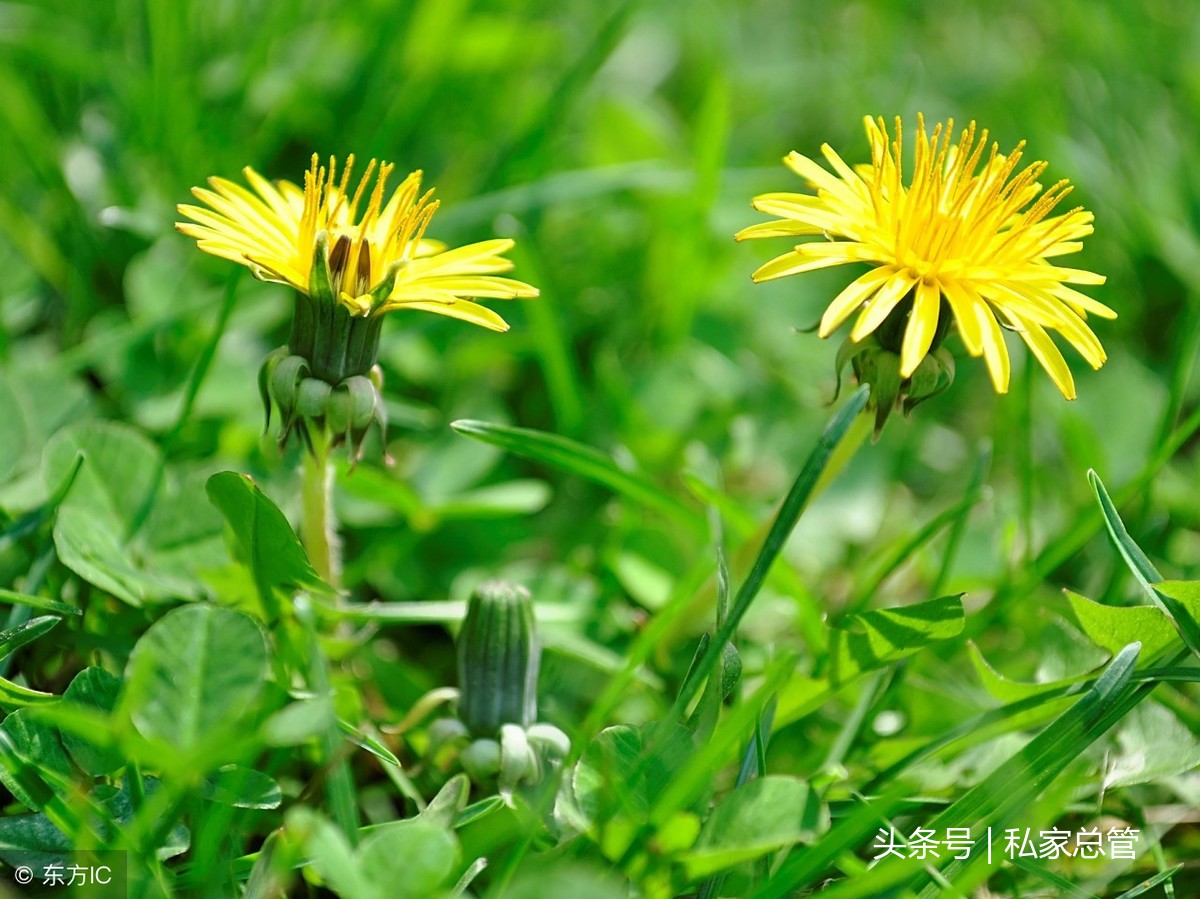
<box><xmin>2</xmin><ymin>0</ymin><xmax>1199</xmax><ymax>752</ymax></box>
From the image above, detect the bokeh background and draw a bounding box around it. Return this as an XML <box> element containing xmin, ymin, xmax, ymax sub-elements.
<box><xmin>2</xmin><ymin>0</ymin><xmax>1199</xmax><ymax>835</ymax></box>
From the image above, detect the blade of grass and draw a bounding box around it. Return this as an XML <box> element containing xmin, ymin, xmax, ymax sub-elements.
<box><xmin>1114</xmin><ymin>864</ymin><xmax>1183</xmax><ymax>899</ymax></box>
<box><xmin>989</xmin><ymin>402</ymin><xmax>1200</xmax><ymax>621</ymax></box>
<box><xmin>845</xmin><ymin>491</ymin><xmax>984</xmax><ymax>616</ymax></box>
<box><xmin>670</xmin><ymin>386</ymin><xmax>870</xmax><ymax>720</ymax></box>
<box><xmin>911</xmin><ymin>643</ymin><xmax>1142</xmax><ymax>896</ymax></box>
<box><xmin>294</xmin><ymin>596</ymin><xmax>358</xmax><ymax>844</ymax></box>
<box><xmin>1089</xmin><ymin>469</ymin><xmax>1200</xmax><ymax>660</ymax></box>
<box><xmin>450</xmin><ymin>419</ymin><xmax>704</xmax><ymax>535</ymax></box>
<box><xmin>932</xmin><ymin>441</ymin><xmax>991</xmax><ymax>595</ymax></box>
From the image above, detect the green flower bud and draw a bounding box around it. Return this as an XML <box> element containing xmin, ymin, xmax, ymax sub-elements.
<box><xmin>456</xmin><ymin>580</ymin><xmax>540</xmax><ymax>736</ymax></box>
<box><xmin>831</xmin><ymin>291</ymin><xmax>958</xmax><ymax>439</ymax></box>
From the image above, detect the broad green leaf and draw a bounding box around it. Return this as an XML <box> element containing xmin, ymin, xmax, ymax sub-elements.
<box><xmin>54</xmin><ymin>507</ymin><xmax>140</xmax><ymax>602</ymax></box>
<box><xmin>503</xmin><ymin>864</ymin><xmax>628</xmax><ymax>899</ymax></box>
<box><xmin>450</xmin><ymin>419</ymin><xmax>704</xmax><ymax>534</ymax></box>
<box><xmin>356</xmin><ymin>820</ymin><xmax>459</xmax><ymax>899</ymax></box>
<box><xmin>0</xmin><ymin>374</ymin><xmax>27</xmax><ymax>484</ymax></box>
<box><xmin>1066</xmin><ymin>589</ymin><xmax>1179</xmax><ymax>662</ymax></box>
<box><xmin>263</xmin><ymin>697</ymin><xmax>334</xmax><ymax>746</ymax></box>
<box><xmin>203</xmin><ymin>764</ymin><xmax>282</xmax><ymax>809</ymax></box>
<box><xmin>60</xmin><ymin>667</ymin><xmax>123</xmax><ymax>775</ymax></box>
<box><xmin>681</xmin><ymin>776</ymin><xmax>825</xmax><ymax>879</ymax></box>
<box><xmin>205</xmin><ymin>471</ymin><xmax>326</xmax><ymax>597</ymax></box>
<box><xmin>825</xmin><ymin>595</ymin><xmax>965</xmax><ymax>685</ymax></box>
<box><xmin>42</xmin><ymin>421</ymin><xmax>161</xmax><ymax>534</ymax></box>
<box><xmin>0</xmin><ymin>779</ymin><xmax>187</xmax><ymax>877</ymax></box>
<box><xmin>54</xmin><ymin>505</ymin><xmax>199</xmax><ymax>606</ymax></box>
<box><xmin>124</xmin><ymin>604</ymin><xmax>269</xmax><ymax>752</ymax></box>
<box><xmin>968</xmin><ymin>642</ymin><xmax>1079</xmax><ymax>702</ymax></box>
<box><xmin>288</xmin><ymin>807</ymin><xmax>365</xmax><ymax>899</ymax></box>
<box><xmin>912</xmin><ymin>643</ymin><xmax>1143</xmax><ymax>897</ymax></box>
<box><xmin>572</xmin><ymin>723</ymin><xmax>697</xmax><ymax>858</ymax></box>
<box><xmin>1105</xmin><ymin>702</ymin><xmax>1200</xmax><ymax>789</ymax></box>
<box><xmin>1152</xmin><ymin>579</ymin><xmax>1200</xmax><ymax>647</ymax></box>
<box><xmin>0</xmin><ymin>709</ymin><xmax>75</xmax><ymax>809</ymax></box>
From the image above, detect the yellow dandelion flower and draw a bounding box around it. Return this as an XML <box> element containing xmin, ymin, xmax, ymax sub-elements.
<box><xmin>176</xmin><ymin>153</ymin><xmax>538</xmax><ymax>331</ymax></box>
<box><xmin>176</xmin><ymin>154</ymin><xmax>538</xmax><ymax>456</ymax></box>
<box><xmin>735</xmin><ymin>115</ymin><xmax>1114</xmax><ymax>400</ymax></box>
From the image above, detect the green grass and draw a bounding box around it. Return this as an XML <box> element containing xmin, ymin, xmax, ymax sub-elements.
<box><xmin>0</xmin><ymin>0</ymin><xmax>1199</xmax><ymax>896</ymax></box>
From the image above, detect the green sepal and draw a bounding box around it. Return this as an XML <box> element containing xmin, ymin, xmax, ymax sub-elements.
<box><xmin>295</xmin><ymin>378</ymin><xmax>332</xmax><ymax>418</ymax></box>
<box><xmin>460</xmin><ymin>738</ymin><xmax>501</xmax><ymax>781</ymax></box>
<box><xmin>832</xmin><ymin>336</ymin><xmax>873</xmax><ymax>403</ymax></box>
<box><xmin>498</xmin><ymin>723</ymin><xmax>538</xmax><ymax>806</ymax></box>
<box><xmin>308</xmin><ymin>231</ymin><xmax>336</xmax><ymax>306</ymax></box>
<box><xmin>903</xmin><ymin>347</ymin><xmax>955</xmax><ymax>417</ymax></box>
<box><xmin>365</xmin><ymin>261</ymin><xmax>401</xmax><ymax>314</ymax></box>
<box><xmin>269</xmin><ymin>354</ymin><xmax>310</xmax><ymax>439</ymax></box>
<box><xmin>852</xmin><ymin>344</ymin><xmax>902</xmax><ymax>439</ymax></box>
<box><xmin>258</xmin><ymin>347</ymin><xmax>288</xmax><ymax>433</ymax></box>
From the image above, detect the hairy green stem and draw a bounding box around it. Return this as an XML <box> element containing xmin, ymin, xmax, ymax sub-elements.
<box><xmin>301</xmin><ymin>429</ymin><xmax>341</xmax><ymax>588</ymax></box>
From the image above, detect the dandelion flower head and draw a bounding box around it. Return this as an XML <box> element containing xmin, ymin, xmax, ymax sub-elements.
<box><xmin>177</xmin><ymin>154</ymin><xmax>537</xmax><ymax>330</ymax></box>
<box><xmin>736</xmin><ymin>115</ymin><xmax>1113</xmax><ymax>399</ymax></box>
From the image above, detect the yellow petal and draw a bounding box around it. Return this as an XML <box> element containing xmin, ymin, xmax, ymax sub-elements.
<box><xmin>385</xmin><ymin>298</ymin><xmax>510</xmax><ymax>331</ymax></box>
<box><xmin>818</xmin><ymin>266</ymin><xmax>896</xmax><ymax>337</ymax></box>
<box><xmin>899</xmin><ymin>279</ymin><xmax>942</xmax><ymax>377</ymax></box>
<box><xmin>410</xmin><ymin>276</ymin><xmax>538</xmax><ymax>298</ymax></box>
<box><xmin>1005</xmin><ymin>311</ymin><xmax>1076</xmax><ymax>399</ymax></box>
<box><xmin>850</xmin><ymin>272</ymin><xmax>918</xmax><ymax>341</ymax></box>
<box><xmin>733</xmin><ymin>219</ymin><xmax>824</xmax><ymax>241</ymax></box>
<box><xmin>940</xmin><ymin>279</ymin><xmax>984</xmax><ymax>356</ymax></box>
<box><xmin>976</xmin><ymin>301</ymin><xmax>1011</xmax><ymax>393</ymax></box>
<box><xmin>751</xmin><ymin>252</ymin><xmax>854</xmax><ymax>283</ymax></box>
<box><xmin>1049</xmin><ymin>284</ymin><xmax>1118</xmax><ymax>320</ymax></box>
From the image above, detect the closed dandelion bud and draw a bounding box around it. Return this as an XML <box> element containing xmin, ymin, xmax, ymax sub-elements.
<box><xmin>456</xmin><ymin>580</ymin><xmax>540</xmax><ymax>736</ymax></box>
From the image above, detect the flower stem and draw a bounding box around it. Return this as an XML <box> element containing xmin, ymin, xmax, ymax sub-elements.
<box><xmin>301</xmin><ymin>427</ymin><xmax>341</xmax><ymax>588</ymax></box>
